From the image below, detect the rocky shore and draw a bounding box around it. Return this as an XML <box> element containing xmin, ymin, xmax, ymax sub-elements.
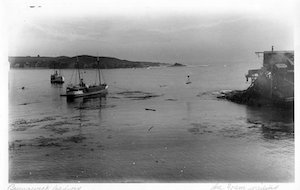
<box><xmin>217</xmin><ymin>87</ymin><xmax>264</xmax><ymax>106</ymax></box>
<box><xmin>217</xmin><ymin>87</ymin><xmax>293</xmax><ymax>108</ymax></box>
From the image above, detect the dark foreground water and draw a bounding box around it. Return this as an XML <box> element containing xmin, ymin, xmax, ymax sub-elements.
<box><xmin>9</xmin><ymin>64</ymin><xmax>294</xmax><ymax>182</ymax></box>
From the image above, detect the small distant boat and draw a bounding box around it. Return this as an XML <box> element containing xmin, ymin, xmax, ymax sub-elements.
<box><xmin>186</xmin><ymin>75</ymin><xmax>191</xmax><ymax>84</ymax></box>
<box><xmin>50</xmin><ymin>62</ymin><xmax>64</xmax><ymax>83</ymax></box>
<box><xmin>51</xmin><ymin>70</ymin><xmax>64</xmax><ymax>84</ymax></box>
<box><xmin>64</xmin><ymin>57</ymin><xmax>108</xmax><ymax>99</ymax></box>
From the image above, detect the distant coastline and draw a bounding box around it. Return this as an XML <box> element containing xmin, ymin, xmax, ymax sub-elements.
<box><xmin>168</xmin><ymin>62</ymin><xmax>186</xmax><ymax>67</ymax></box>
<box><xmin>8</xmin><ymin>55</ymin><xmax>171</xmax><ymax>69</ymax></box>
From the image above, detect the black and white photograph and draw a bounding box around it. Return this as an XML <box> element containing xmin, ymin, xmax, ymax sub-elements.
<box><xmin>1</xmin><ymin>0</ymin><xmax>298</xmax><ymax>189</ymax></box>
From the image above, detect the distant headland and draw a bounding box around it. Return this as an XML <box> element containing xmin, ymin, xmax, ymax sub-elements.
<box><xmin>8</xmin><ymin>55</ymin><xmax>172</xmax><ymax>69</ymax></box>
<box><xmin>168</xmin><ymin>62</ymin><xmax>186</xmax><ymax>67</ymax></box>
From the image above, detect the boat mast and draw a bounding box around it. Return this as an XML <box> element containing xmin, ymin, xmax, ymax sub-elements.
<box><xmin>53</xmin><ymin>61</ymin><xmax>56</xmax><ymax>73</ymax></box>
<box><xmin>77</xmin><ymin>57</ymin><xmax>81</xmax><ymax>82</ymax></box>
<box><xmin>58</xmin><ymin>62</ymin><xmax>61</xmax><ymax>75</ymax></box>
<box><xmin>97</xmin><ymin>56</ymin><xmax>101</xmax><ymax>84</ymax></box>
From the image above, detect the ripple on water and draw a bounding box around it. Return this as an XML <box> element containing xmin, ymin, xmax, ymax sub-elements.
<box><xmin>10</xmin><ymin>134</ymin><xmax>88</xmax><ymax>149</ymax></box>
<box><xmin>114</xmin><ymin>90</ymin><xmax>163</xmax><ymax>100</ymax></box>
<box><xmin>187</xmin><ymin>123</ymin><xmax>214</xmax><ymax>135</ymax></box>
<box><xmin>247</xmin><ymin>120</ymin><xmax>294</xmax><ymax>140</ymax></box>
<box><xmin>11</xmin><ymin>116</ymin><xmax>57</xmax><ymax>131</ymax></box>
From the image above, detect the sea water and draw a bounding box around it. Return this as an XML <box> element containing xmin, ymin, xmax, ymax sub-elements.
<box><xmin>8</xmin><ymin>63</ymin><xmax>294</xmax><ymax>182</ymax></box>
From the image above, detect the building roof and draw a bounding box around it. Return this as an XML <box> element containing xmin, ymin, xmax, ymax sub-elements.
<box><xmin>264</xmin><ymin>51</ymin><xmax>294</xmax><ymax>54</ymax></box>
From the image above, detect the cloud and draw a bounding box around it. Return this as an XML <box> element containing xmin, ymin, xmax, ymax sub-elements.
<box><xmin>8</xmin><ymin>9</ymin><xmax>293</xmax><ymax>64</ymax></box>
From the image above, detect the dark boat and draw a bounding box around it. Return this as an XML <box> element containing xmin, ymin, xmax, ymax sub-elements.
<box><xmin>50</xmin><ymin>63</ymin><xmax>64</xmax><ymax>84</ymax></box>
<box><xmin>63</xmin><ymin>57</ymin><xmax>108</xmax><ymax>99</ymax></box>
<box><xmin>51</xmin><ymin>71</ymin><xmax>64</xmax><ymax>84</ymax></box>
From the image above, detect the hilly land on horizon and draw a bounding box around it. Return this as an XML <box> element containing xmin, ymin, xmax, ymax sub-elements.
<box><xmin>8</xmin><ymin>55</ymin><xmax>173</xmax><ymax>69</ymax></box>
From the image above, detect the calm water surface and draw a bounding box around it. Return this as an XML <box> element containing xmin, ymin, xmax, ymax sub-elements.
<box><xmin>9</xmin><ymin>64</ymin><xmax>294</xmax><ymax>182</ymax></box>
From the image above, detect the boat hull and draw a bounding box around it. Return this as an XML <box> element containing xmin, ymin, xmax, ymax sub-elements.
<box><xmin>64</xmin><ymin>85</ymin><xmax>108</xmax><ymax>99</ymax></box>
<box><xmin>51</xmin><ymin>80</ymin><xmax>64</xmax><ymax>84</ymax></box>
<box><xmin>51</xmin><ymin>75</ymin><xmax>64</xmax><ymax>84</ymax></box>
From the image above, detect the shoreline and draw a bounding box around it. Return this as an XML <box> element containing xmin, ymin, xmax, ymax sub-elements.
<box><xmin>217</xmin><ymin>88</ymin><xmax>294</xmax><ymax>109</ymax></box>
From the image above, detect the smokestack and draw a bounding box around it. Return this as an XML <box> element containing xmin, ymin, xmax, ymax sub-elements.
<box><xmin>272</xmin><ymin>46</ymin><xmax>274</xmax><ymax>51</ymax></box>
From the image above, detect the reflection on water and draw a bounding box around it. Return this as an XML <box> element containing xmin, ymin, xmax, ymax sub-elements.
<box><xmin>66</xmin><ymin>95</ymin><xmax>107</xmax><ymax>108</ymax></box>
<box><xmin>245</xmin><ymin>105</ymin><xmax>294</xmax><ymax>140</ymax></box>
<box><xmin>246</xmin><ymin>105</ymin><xmax>294</xmax><ymax>123</ymax></box>
<box><xmin>185</xmin><ymin>101</ymin><xmax>192</xmax><ymax>121</ymax></box>
<box><xmin>50</xmin><ymin>83</ymin><xmax>64</xmax><ymax>88</ymax></box>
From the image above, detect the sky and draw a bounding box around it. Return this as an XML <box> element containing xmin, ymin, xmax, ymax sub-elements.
<box><xmin>4</xmin><ymin>0</ymin><xmax>296</xmax><ymax>64</ymax></box>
